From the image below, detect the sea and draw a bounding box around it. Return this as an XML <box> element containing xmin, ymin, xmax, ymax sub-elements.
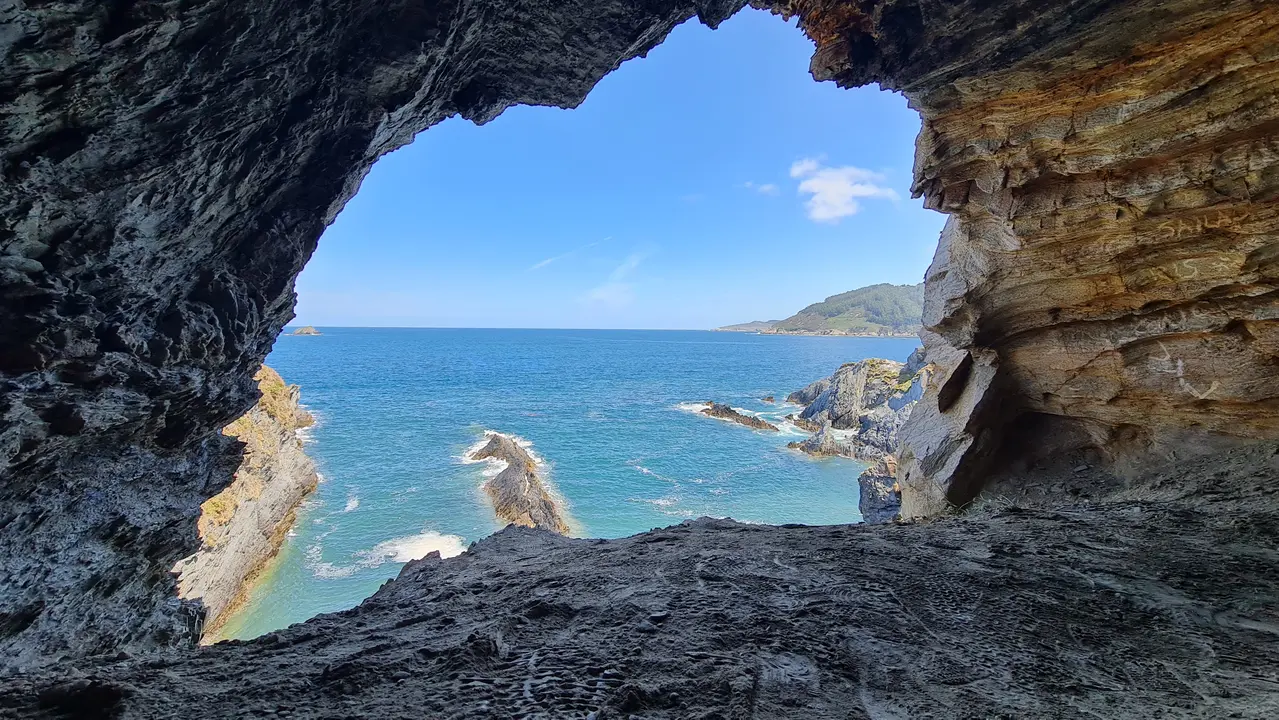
<box><xmin>214</xmin><ymin>328</ymin><xmax>920</xmax><ymax>641</ymax></box>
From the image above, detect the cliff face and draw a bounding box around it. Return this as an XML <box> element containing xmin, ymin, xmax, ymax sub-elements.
<box><xmin>887</xmin><ymin>2</ymin><xmax>1279</xmax><ymax>517</ymax></box>
<box><xmin>173</xmin><ymin>366</ymin><xmax>317</xmax><ymax>641</ymax></box>
<box><xmin>1</xmin><ymin>0</ymin><xmax>1276</xmax><ymax>667</ymax></box>
<box><xmin>787</xmin><ymin>357</ymin><xmax>930</xmax><ymax>461</ymax></box>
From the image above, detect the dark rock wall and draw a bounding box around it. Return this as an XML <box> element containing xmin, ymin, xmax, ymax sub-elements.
<box><xmin>1</xmin><ymin>0</ymin><xmax>1275</xmax><ymax>664</ymax></box>
<box><xmin>0</xmin><ymin>0</ymin><xmax>746</xmax><ymax>666</ymax></box>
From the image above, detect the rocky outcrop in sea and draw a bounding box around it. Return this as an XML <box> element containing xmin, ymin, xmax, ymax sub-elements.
<box><xmin>786</xmin><ymin>350</ymin><xmax>932</xmax><ymax>523</ymax></box>
<box><xmin>468</xmin><ymin>433</ymin><xmax>570</xmax><ymax>535</ymax></box>
<box><xmin>698</xmin><ymin>402</ymin><xmax>779</xmax><ymax>431</ymax></box>
<box><xmin>292</xmin><ymin>326</ymin><xmax>322</xmax><ymax>336</ymax></box>
<box><xmin>172</xmin><ymin>366</ymin><xmax>318</xmax><ymax>641</ymax></box>
<box><xmin>786</xmin><ymin>351</ymin><xmax>931</xmax><ymax>463</ymax></box>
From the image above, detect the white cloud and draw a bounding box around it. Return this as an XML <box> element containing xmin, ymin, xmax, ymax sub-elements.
<box><xmin>582</xmin><ymin>251</ymin><xmax>646</xmax><ymax>309</ymax></box>
<box><xmin>789</xmin><ymin>158</ymin><xmax>898</xmax><ymax>223</ymax></box>
<box><xmin>743</xmin><ymin>181</ymin><xmax>780</xmax><ymax>196</ymax></box>
<box><xmin>528</xmin><ymin>237</ymin><xmax>611</xmax><ymax>271</ymax></box>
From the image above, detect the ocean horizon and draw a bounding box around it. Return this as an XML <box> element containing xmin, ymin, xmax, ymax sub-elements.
<box><xmin>216</xmin><ymin>328</ymin><xmax>921</xmax><ymax>640</ymax></box>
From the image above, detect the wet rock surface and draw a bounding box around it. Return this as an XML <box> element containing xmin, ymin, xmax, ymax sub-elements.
<box><xmin>468</xmin><ymin>434</ymin><xmax>570</xmax><ymax>535</ymax></box>
<box><xmin>699</xmin><ymin>402</ymin><xmax>779</xmax><ymax>431</ymax></box>
<box><xmin>3</xmin><ymin>444</ymin><xmax>1277</xmax><ymax>718</ymax></box>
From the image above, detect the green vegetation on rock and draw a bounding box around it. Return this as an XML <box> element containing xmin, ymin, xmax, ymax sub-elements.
<box><xmin>769</xmin><ymin>283</ymin><xmax>923</xmax><ymax>336</ymax></box>
<box><xmin>715</xmin><ymin>283</ymin><xmax>923</xmax><ymax>336</ymax></box>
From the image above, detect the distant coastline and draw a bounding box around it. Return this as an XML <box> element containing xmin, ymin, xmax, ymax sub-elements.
<box><xmin>713</xmin><ymin>327</ymin><xmax>919</xmax><ymax>339</ymax></box>
<box><xmin>716</xmin><ymin>282</ymin><xmax>924</xmax><ymax>337</ymax></box>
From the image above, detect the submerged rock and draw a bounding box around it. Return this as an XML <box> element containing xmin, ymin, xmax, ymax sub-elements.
<box><xmin>172</xmin><ymin>367</ymin><xmax>318</xmax><ymax>641</ymax></box>
<box><xmin>858</xmin><ymin>456</ymin><xmax>901</xmax><ymax>524</ymax></box>
<box><xmin>699</xmin><ymin>402</ymin><xmax>779</xmax><ymax>432</ymax></box>
<box><xmin>469</xmin><ymin>434</ymin><xmax>570</xmax><ymax>535</ymax></box>
<box><xmin>761</xmin><ymin>395</ymin><xmax>775</xmax><ymax>404</ymax></box>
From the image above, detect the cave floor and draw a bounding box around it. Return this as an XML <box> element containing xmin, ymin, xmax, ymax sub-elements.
<box><xmin>4</xmin><ymin>445</ymin><xmax>1279</xmax><ymax>719</ymax></box>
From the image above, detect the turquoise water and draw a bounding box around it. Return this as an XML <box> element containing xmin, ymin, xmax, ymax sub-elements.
<box><xmin>218</xmin><ymin>329</ymin><xmax>919</xmax><ymax>640</ymax></box>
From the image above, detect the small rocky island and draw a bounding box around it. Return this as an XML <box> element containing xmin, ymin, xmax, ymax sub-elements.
<box><xmin>291</xmin><ymin>325</ymin><xmax>321</xmax><ymax>336</ymax></box>
<box><xmin>698</xmin><ymin>402</ymin><xmax>779</xmax><ymax>431</ymax></box>
<box><xmin>468</xmin><ymin>433</ymin><xmax>570</xmax><ymax>535</ymax></box>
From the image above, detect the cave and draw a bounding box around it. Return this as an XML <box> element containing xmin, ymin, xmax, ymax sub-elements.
<box><xmin>1</xmin><ymin>0</ymin><xmax>1277</xmax><ymax>716</ymax></box>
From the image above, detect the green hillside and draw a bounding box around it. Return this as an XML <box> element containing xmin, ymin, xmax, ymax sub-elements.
<box><xmin>767</xmin><ymin>283</ymin><xmax>924</xmax><ymax>336</ymax></box>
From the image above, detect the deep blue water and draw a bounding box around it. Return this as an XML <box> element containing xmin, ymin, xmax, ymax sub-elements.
<box><xmin>217</xmin><ymin>329</ymin><xmax>919</xmax><ymax>640</ymax></box>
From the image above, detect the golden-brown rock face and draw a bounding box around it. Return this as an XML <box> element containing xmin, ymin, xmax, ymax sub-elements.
<box><xmin>889</xmin><ymin>4</ymin><xmax>1279</xmax><ymax>515</ymax></box>
<box><xmin>173</xmin><ymin>366</ymin><xmax>317</xmax><ymax>640</ymax></box>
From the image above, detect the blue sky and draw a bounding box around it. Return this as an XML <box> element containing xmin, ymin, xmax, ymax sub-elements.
<box><xmin>293</xmin><ymin>8</ymin><xmax>945</xmax><ymax>329</ymax></box>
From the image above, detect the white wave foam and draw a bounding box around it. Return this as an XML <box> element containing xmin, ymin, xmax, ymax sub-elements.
<box><xmin>295</xmin><ymin>407</ymin><xmax>320</xmax><ymax>443</ymax></box>
<box><xmin>305</xmin><ymin>530</ymin><xmax>467</xmax><ymax>580</ymax></box>
<box><xmin>355</xmin><ymin>531</ymin><xmax>467</xmax><ymax>564</ymax></box>
<box><xmin>343</xmin><ymin>494</ymin><xmax>359</xmax><ymax>513</ymax></box>
<box><xmin>627</xmin><ymin>460</ymin><xmax>678</xmax><ymax>484</ymax></box>
<box><xmin>460</xmin><ymin>429</ymin><xmax>548</xmax><ymax>475</ymax></box>
<box><xmin>674</xmin><ymin>401</ymin><xmax>711</xmax><ymax>414</ymax></box>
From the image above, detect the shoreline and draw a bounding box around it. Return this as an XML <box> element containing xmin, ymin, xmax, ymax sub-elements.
<box><xmin>174</xmin><ymin>367</ymin><xmax>320</xmax><ymax>643</ymax></box>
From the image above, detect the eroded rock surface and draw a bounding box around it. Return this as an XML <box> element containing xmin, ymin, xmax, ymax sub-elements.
<box><xmin>889</xmin><ymin>1</ymin><xmax>1279</xmax><ymax>516</ymax></box>
<box><xmin>0</xmin><ymin>0</ymin><xmax>748</xmax><ymax>664</ymax></box>
<box><xmin>468</xmin><ymin>433</ymin><xmax>570</xmax><ymax>535</ymax></box>
<box><xmin>0</xmin><ymin>0</ymin><xmax>1276</xmax><ymax>668</ymax></box>
<box><xmin>173</xmin><ymin>366</ymin><xmax>317</xmax><ymax>641</ymax></box>
<box><xmin>786</xmin><ymin>358</ymin><xmax>929</xmax><ymax>461</ymax></box>
<box><xmin>3</xmin><ymin>444</ymin><xmax>1277</xmax><ymax>719</ymax></box>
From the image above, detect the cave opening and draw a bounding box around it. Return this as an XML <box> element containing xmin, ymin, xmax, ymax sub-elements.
<box><xmin>200</xmin><ymin>7</ymin><xmax>940</xmax><ymax>643</ymax></box>
<box><xmin>3</xmin><ymin>2</ymin><xmax>1278</xmax><ymax>709</ymax></box>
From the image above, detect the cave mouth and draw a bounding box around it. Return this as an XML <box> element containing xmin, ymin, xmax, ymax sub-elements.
<box><xmin>204</xmin><ymin>7</ymin><xmax>937</xmax><ymax>643</ymax></box>
<box><xmin>1</xmin><ymin>0</ymin><xmax>1276</xmax><ymax>678</ymax></box>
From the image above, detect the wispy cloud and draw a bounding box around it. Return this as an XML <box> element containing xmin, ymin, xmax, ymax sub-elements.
<box><xmin>582</xmin><ymin>251</ymin><xmax>648</xmax><ymax>308</ymax></box>
<box><xmin>743</xmin><ymin>181</ymin><xmax>780</xmax><ymax>196</ymax></box>
<box><xmin>528</xmin><ymin>237</ymin><xmax>611</xmax><ymax>271</ymax></box>
<box><xmin>789</xmin><ymin>158</ymin><xmax>898</xmax><ymax>223</ymax></box>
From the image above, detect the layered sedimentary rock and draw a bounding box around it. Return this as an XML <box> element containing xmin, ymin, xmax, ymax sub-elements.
<box><xmin>786</xmin><ymin>357</ymin><xmax>929</xmax><ymax>460</ymax></box>
<box><xmin>0</xmin><ymin>0</ymin><xmax>1276</xmax><ymax>670</ymax></box>
<box><xmin>467</xmin><ymin>433</ymin><xmax>570</xmax><ymax>535</ymax></box>
<box><xmin>5</xmin><ymin>444</ymin><xmax>1278</xmax><ymax>718</ymax></box>
<box><xmin>698</xmin><ymin>402</ymin><xmax>780</xmax><ymax>431</ymax></box>
<box><xmin>883</xmin><ymin>2</ymin><xmax>1279</xmax><ymax>517</ymax></box>
<box><xmin>172</xmin><ymin>366</ymin><xmax>317</xmax><ymax>641</ymax></box>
